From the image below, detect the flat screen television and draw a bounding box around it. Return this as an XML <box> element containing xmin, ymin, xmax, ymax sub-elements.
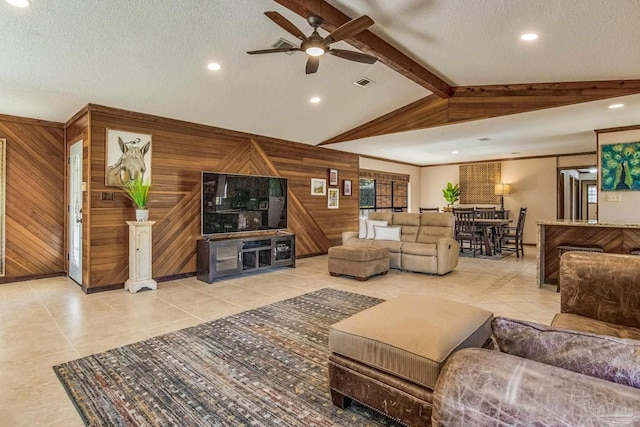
<box><xmin>201</xmin><ymin>172</ymin><xmax>288</xmax><ymax>236</ymax></box>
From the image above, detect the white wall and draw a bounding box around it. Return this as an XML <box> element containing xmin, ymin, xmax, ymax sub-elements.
<box><xmin>421</xmin><ymin>157</ymin><xmax>557</xmax><ymax>244</ymax></box>
<box><xmin>502</xmin><ymin>158</ymin><xmax>557</xmax><ymax>244</ymax></box>
<box><xmin>359</xmin><ymin>157</ymin><xmax>422</xmax><ymax>213</ymax></box>
<box><xmin>420</xmin><ymin>164</ymin><xmax>458</xmax><ymax>210</ymax></box>
<box><xmin>597</xmin><ymin>129</ymin><xmax>640</xmax><ymax>223</ymax></box>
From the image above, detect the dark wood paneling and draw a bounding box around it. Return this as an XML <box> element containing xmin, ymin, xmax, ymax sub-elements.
<box><xmin>321</xmin><ymin>80</ymin><xmax>640</xmax><ymax>146</ymax></box>
<box><xmin>0</xmin><ymin>115</ymin><xmax>65</xmax><ymax>282</ymax></box>
<box><xmin>86</xmin><ymin>107</ymin><xmax>359</xmax><ymax>288</ymax></box>
<box><xmin>541</xmin><ymin>224</ymin><xmax>640</xmax><ymax>283</ymax></box>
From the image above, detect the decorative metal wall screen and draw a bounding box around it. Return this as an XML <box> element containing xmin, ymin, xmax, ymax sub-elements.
<box><xmin>460</xmin><ymin>163</ymin><xmax>501</xmax><ymax>204</ymax></box>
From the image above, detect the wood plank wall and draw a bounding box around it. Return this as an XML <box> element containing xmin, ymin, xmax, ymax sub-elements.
<box><xmin>0</xmin><ymin>114</ymin><xmax>65</xmax><ymax>282</ymax></box>
<box><xmin>86</xmin><ymin>106</ymin><xmax>359</xmax><ymax>290</ymax></box>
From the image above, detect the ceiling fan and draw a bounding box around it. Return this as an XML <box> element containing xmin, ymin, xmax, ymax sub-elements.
<box><xmin>247</xmin><ymin>11</ymin><xmax>378</xmax><ymax>74</ymax></box>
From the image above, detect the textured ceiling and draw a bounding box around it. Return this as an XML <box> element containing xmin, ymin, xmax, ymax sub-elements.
<box><xmin>1</xmin><ymin>0</ymin><xmax>639</xmax><ymax>164</ymax></box>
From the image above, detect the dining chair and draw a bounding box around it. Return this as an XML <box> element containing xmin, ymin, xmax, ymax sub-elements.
<box><xmin>475</xmin><ymin>207</ymin><xmax>496</xmax><ymax>219</ymax></box>
<box><xmin>475</xmin><ymin>207</ymin><xmax>498</xmax><ymax>250</ymax></box>
<box><xmin>454</xmin><ymin>209</ymin><xmax>481</xmax><ymax>256</ymax></box>
<box><xmin>500</xmin><ymin>207</ymin><xmax>527</xmax><ymax>257</ymax></box>
<box><xmin>419</xmin><ymin>207</ymin><xmax>439</xmax><ymax>212</ymax></box>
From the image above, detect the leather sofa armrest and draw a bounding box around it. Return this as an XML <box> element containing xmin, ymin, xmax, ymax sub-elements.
<box><xmin>342</xmin><ymin>231</ymin><xmax>358</xmax><ymax>245</ymax></box>
<box><xmin>559</xmin><ymin>252</ymin><xmax>640</xmax><ymax>329</ymax></box>
<box><xmin>432</xmin><ymin>348</ymin><xmax>640</xmax><ymax>427</ymax></box>
<box><xmin>436</xmin><ymin>238</ymin><xmax>459</xmax><ymax>275</ymax></box>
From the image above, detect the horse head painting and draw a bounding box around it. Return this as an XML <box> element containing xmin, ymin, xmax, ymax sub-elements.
<box><xmin>106</xmin><ymin>133</ymin><xmax>151</xmax><ymax>186</ymax></box>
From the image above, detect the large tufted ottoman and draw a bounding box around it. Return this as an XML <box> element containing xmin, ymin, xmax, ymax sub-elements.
<box><xmin>328</xmin><ymin>246</ymin><xmax>389</xmax><ymax>281</ymax></box>
<box><xmin>328</xmin><ymin>295</ymin><xmax>493</xmax><ymax>426</ymax></box>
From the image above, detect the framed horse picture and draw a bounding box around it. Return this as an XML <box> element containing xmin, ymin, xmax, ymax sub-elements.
<box><xmin>105</xmin><ymin>129</ymin><xmax>152</xmax><ymax>186</ymax></box>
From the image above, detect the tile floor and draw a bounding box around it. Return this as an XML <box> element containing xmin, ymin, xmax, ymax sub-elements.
<box><xmin>0</xmin><ymin>251</ymin><xmax>559</xmax><ymax>426</ymax></box>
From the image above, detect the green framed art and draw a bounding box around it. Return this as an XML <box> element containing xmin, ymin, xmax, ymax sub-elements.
<box><xmin>600</xmin><ymin>141</ymin><xmax>640</xmax><ymax>191</ymax></box>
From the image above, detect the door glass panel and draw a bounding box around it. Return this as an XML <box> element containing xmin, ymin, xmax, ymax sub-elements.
<box><xmin>71</xmin><ymin>152</ymin><xmax>82</xmax><ymax>267</ymax></box>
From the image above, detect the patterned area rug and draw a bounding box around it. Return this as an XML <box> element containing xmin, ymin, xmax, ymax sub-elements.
<box><xmin>459</xmin><ymin>248</ymin><xmax>514</xmax><ymax>260</ymax></box>
<box><xmin>54</xmin><ymin>288</ymin><xmax>402</xmax><ymax>426</ymax></box>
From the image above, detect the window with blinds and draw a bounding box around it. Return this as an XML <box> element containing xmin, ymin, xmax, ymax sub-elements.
<box><xmin>359</xmin><ymin>169</ymin><xmax>408</xmax><ymax>212</ymax></box>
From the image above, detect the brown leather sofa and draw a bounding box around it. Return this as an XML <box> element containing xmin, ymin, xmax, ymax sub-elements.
<box><xmin>342</xmin><ymin>212</ymin><xmax>459</xmax><ymax>275</ymax></box>
<box><xmin>432</xmin><ymin>252</ymin><xmax>640</xmax><ymax>426</ymax></box>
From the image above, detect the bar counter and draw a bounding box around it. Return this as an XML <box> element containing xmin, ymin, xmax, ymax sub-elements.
<box><xmin>537</xmin><ymin>219</ymin><xmax>640</xmax><ymax>285</ymax></box>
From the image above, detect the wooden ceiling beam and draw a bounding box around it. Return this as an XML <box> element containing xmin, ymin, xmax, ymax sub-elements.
<box><xmin>273</xmin><ymin>0</ymin><xmax>453</xmax><ymax>98</ymax></box>
<box><xmin>319</xmin><ymin>79</ymin><xmax>640</xmax><ymax>145</ymax></box>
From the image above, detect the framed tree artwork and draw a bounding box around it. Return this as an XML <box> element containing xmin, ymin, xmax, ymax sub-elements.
<box><xmin>311</xmin><ymin>178</ymin><xmax>326</xmax><ymax>196</ymax></box>
<box><xmin>328</xmin><ymin>188</ymin><xmax>339</xmax><ymax>209</ymax></box>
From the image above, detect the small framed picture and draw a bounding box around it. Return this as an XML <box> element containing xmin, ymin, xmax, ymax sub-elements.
<box><xmin>328</xmin><ymin>168</ymin><xmax>339</xmax><ymax>186</ymax></box>
<box><xmin>259</xmin><ymin>201</ymin><xmax>268</xmax><ymax>209</ymax></box>
<box><xmin>328</xmin><ymin>188</ymin><xmax>339</xmax><ymax>209</ymax></box>
<box><xmin>311</xmin><ymin>178</ymin><xmax>326</xmax><ymax>196</ymax></box>
<box><xmin>343</xmin><ymin>180</ymin><xmax>352</xmax><ymax>196</ymax></box>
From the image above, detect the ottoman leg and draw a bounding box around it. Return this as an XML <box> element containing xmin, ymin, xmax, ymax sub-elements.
<box><xmin>330</xmin><ymin>272</ymin><xmax>340</xmax><ymax>277</ymax></box>
<box><xmin>330</xmin><ymin>389</ymin><xmax>352</xmax><ymax>409</ymax></box>
<box><xmin>354</xmin><ymin>276</ymin><xmax>369</xmax><ymax>282</ymax></box>
<box><xmin>381</xmin><ymin>271</ymin><xmax>388</xmax><ymax>276</ymax></box>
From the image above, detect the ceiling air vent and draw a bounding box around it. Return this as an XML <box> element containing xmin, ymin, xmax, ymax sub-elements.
<box><xmin>272</xmin><ymin>38</ymin><xmax>297</xmax><ymax>55</ymax></box>
<box><xmin>354</xmin><ymin>77</ymin><xmax>375</xmax><ymax>88</ymax></box>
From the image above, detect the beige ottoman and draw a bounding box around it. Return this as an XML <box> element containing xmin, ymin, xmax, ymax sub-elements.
<box><xmin>328</xmin><ymin>295</ymin><xmax>493</xmax><ymax>426</ymax></box>
<box><xmin>328</xmin><ymin>246</ymin><xmax>389</xmax><ymax>281</ymax></box>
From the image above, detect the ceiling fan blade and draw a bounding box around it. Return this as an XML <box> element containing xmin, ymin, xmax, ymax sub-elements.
<box><xmin>305</xmin><ymin>56</ymin><xmax>320</xmax><ymax>74</ymax></box>
<box><xmin>328</xmin><ymin>49</ymin><xmax>378</xmax><ymax>64</ymax></box>
<box><xmin>264</xmin><ymin>11</ymin><xmax>308</xmax><ymax>41</ymax></box>
<box><xmin>247</xmin><ymin>47</ymin><xmax>301</xmax><ymax>55</ymax></box>
<box><xmin>322</xmin><ymin>15</ymin><xmax>374</xmax><ymax>45</ymax></box>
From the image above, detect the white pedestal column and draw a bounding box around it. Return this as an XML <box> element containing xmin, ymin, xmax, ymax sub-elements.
<box><xmin>124</xmin><ymin>220</ymin><xmax>157</xmax><ymax>293</ymax></box>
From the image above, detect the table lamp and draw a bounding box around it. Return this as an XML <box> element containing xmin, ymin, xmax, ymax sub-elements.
<box><xmin>494</xmin><ymin>183</ymin><xmax>511</xmax><ymax>210</ymax></box>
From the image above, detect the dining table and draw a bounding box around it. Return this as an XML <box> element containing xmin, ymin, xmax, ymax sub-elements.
<box><xmin>474</xmin><ymin>218</ymin><xmax>511</xmax><ymax>256</ymax></box>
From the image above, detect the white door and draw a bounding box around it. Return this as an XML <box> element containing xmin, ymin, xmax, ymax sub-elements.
<box><xmin>68</xmin><ymin>141</ymin><xmax>83</xmax><ymax>284</ymax></box>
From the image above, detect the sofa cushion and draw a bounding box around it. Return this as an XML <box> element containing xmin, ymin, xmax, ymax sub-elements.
<box><xmin>400</xmin><ymin>225</ymin><xmax>419</xmax><ymax>243</ymax></box>
<box><xmin>552</xmin><ymin>313</ymin><xmax>640</xmax><ymax>340</ymax></box>
<box><xmin>368</xmin><ymin>212</ymin><xmax>393</xmax><ymax>223</ymax></box>
<box><xmin>420</xmin><ymin>212</ymin><xmax>454</xmax><ymax>227</ymax></box>
<box><xmin>416</xmin><ymin>227</ymin><xmax>453</xmax><ymax>243</ymax></box>
<box><xmin>358</xmin><ymin>219</ymin><xmax>367</xmax><ymax>239</ymax></box>
<box><xmin>402</xmin><ymin>242</ymin><xmax>437</xmax><ymax>257</ymax></box>
<box><xmin>371</xmin><ymin>240</ymin><xmax>404</xmax><ymax>253</ymax></box>
<box><xmin>492</xmin><ymin>316</ymin><xmax>640</xmax><ymax>389</ymax></box>
<box><xmin>392</xmin><ymin>213</ymin><xmax>421</xmax><ymax>226</ymax></box>
<box><xmin>373</xmin><ymin>225</ymin><xmax>401</xmax><ymax>241</ymax></box>
<box><xmin>365</xmin><ymin>220</ymin><xmax>388</xmax><ymax>239</ymax></box>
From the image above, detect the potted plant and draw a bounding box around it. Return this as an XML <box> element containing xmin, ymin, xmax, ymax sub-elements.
<box><xmin>442</xmin><ymin>182</ymin><xmax>460</xmax><ymax>211</ymax></box>
<box><xmin>122</xmin><ymin>177</ymin><xmax>151</xmax><ymax>221</ymax></box>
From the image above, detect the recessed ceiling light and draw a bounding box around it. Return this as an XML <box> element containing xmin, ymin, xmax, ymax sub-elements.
<box><xmin>451</xmin><ymin>151</ymin><xmax>459</xmax><ymax>154</ymax></box>
<box><xmin>207</xmin><ymin>62</ymin><xmax>221</xmax><ymax>71</ymax></box>
<box><xmin>520</xmin><ymin>33</ymin><xmax>538</xmax><ymax>41</ymax></box>
<box><xmin>609</xmin><ymin>103</ymin><xmax>624</xmax><ymax>109</ymax></box>
<box><xmin>310</xmin><ymin>97</ymin><xmax>321</xmax><ymax>104</ymax></box>
<box><xmin>6</xmin><ymin>0</ymin><xmax>30</xmax><ymax>7</ymax></box>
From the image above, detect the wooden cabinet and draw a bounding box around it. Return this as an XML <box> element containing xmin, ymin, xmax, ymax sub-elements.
<box><xmin>125</xmin><ymin>221</ymin><xmax>158</xmax><ymax>293</ymax></box>
<box><xmin>197</xmin><ymin>233</ymin><xmax>295</xmax><ymax>283</ymax></box>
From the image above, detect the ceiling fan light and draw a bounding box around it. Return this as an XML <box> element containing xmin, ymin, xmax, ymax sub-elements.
<box><xmin>305</xmin><ymin>46</ymin><xmax>325</xmax><ymax>57</ymax></box>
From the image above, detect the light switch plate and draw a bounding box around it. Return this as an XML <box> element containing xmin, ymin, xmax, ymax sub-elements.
<box><xmin>606</xmin><ymin>193</ymin><xmax>622</xmax><ymax>202</ymax></box>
